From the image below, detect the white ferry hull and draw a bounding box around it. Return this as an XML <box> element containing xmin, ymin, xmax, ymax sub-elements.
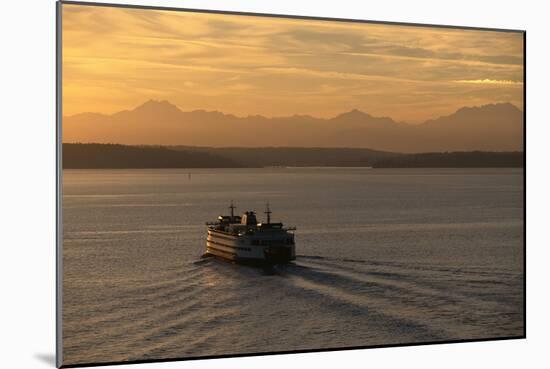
<box><xmin>206</xmin><ymin>229</ymin><xmax>295</xmax><ymax>263</ymax></box>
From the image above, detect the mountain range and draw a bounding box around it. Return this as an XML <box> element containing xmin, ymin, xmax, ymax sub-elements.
<box><xmin>63</xmin><ymin>100</ymin><xmax>524</xmax><ymax>153</ymax></box>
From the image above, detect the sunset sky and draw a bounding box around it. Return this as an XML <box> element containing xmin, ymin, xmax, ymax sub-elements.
<box><xmin>62</xmin><ymin>4</ymin><xmax>524</xmax><ymax>123</ymax></box>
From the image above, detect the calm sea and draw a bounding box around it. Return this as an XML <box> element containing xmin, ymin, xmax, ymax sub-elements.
<box><xmin>62</xmin><ymin>168</ymin><xmax>524</xmax><ymax>365</ymax></box>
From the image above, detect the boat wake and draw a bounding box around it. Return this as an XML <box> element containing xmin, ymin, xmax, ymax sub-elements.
<box><xmin>63</xmin><ymin>253</ymin><xmax>523</xmax><ymax>366</ymax></box>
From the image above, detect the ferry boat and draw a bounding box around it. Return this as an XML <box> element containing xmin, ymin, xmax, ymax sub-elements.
<box><xmin>204</xmin><ymin>202</ymin><xmax>296</xmax><ymax>264</ymax></box>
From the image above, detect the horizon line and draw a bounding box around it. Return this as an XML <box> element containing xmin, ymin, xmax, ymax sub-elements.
<box><xmin>61</xmin><ymin>142</ymin><xmax>525</xmax><ymax>154</ymax></box>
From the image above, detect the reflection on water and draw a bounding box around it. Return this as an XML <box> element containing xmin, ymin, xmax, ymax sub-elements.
<box><xmin>62</xmin><ymin>168</ymin><xmax>524</xmax><ymax>365</ymax></box>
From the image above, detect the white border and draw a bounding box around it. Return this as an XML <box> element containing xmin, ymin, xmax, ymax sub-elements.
<box><xmin>2</xmin><ymin>1</ymin><xmax>548</xmax><ymax>368</ymax></box>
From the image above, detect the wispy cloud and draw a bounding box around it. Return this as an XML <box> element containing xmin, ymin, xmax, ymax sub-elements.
<box><xmin>453</xmin><ymin>79</ymin><xmax>523</xmax><ymax>85</ymax></box>
<box><xmin>62</xmin><ymin>3</ymin><xmax>524</xmax><ymax>122</ymax></box>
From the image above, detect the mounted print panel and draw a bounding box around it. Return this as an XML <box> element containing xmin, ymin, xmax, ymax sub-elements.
<box><xmin>57</xmin><ymin>1</ymin><xmax>525</xmax><ymax>367</ymax></box>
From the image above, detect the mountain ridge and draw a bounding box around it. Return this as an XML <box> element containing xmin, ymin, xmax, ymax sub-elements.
<box><xmin>67</xmin><ymin>100</ymin><xmax>521</xmax><ymax>122</ymax></box>
<box><xmin>63</xmin><ymin>100</ymin><xmax>524</xmax><ymax>153</ymax></box>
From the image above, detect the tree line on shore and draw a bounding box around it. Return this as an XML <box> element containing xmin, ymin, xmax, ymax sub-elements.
<box><xmin>62</xmin><ymin>143</ymin><xmax>523</xmax><ymax>169</ymax></box>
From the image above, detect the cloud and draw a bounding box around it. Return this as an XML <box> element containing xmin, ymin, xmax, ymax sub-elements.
<box><xmin>453</xmin><ymin>79</ymin><xmax>523</xmax><ymax>85</ymax></box>
<box><xmin>61</xmin><ymin>3</ymin><xmax>524</xmax><ymax>122</ymax></box>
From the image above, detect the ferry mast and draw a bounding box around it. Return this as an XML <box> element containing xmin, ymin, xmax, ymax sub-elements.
<box><xmin>229</xmin><ymin>200</ymin><xmax>236</xmax><ymax>222</ymax></box>
<box><xmin>264</xmin><ymin>202</ymin><xmax>272</xmax><ymax>224</ymax></box>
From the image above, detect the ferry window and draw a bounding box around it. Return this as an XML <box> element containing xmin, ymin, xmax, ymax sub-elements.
<box><xmin>251</xmin><ymin>240</ymin><xmax>260</xmax><ymax>246</ymax></box>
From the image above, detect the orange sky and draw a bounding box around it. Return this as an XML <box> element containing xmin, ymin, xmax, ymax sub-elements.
<box><xmin>62</xmin><ymin>4</ymin><xmax>524</xmax><ymax>123</ymax></box>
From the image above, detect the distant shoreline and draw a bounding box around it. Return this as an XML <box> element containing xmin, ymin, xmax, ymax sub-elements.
<box><xmin>62</xmin><ymin>168</ymin><xmax>524</xmax><ymax>172</ymax></box>
<box><xmin>62</xmin><ymin>143</ymin><xmax>524</xmax><ymax>169</ymax></box>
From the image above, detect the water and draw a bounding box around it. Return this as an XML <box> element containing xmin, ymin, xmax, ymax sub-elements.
<box><xmin>62</xmin><ymin>168</ymin><xmax>524</xmax><ymax>365</ymax></box>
